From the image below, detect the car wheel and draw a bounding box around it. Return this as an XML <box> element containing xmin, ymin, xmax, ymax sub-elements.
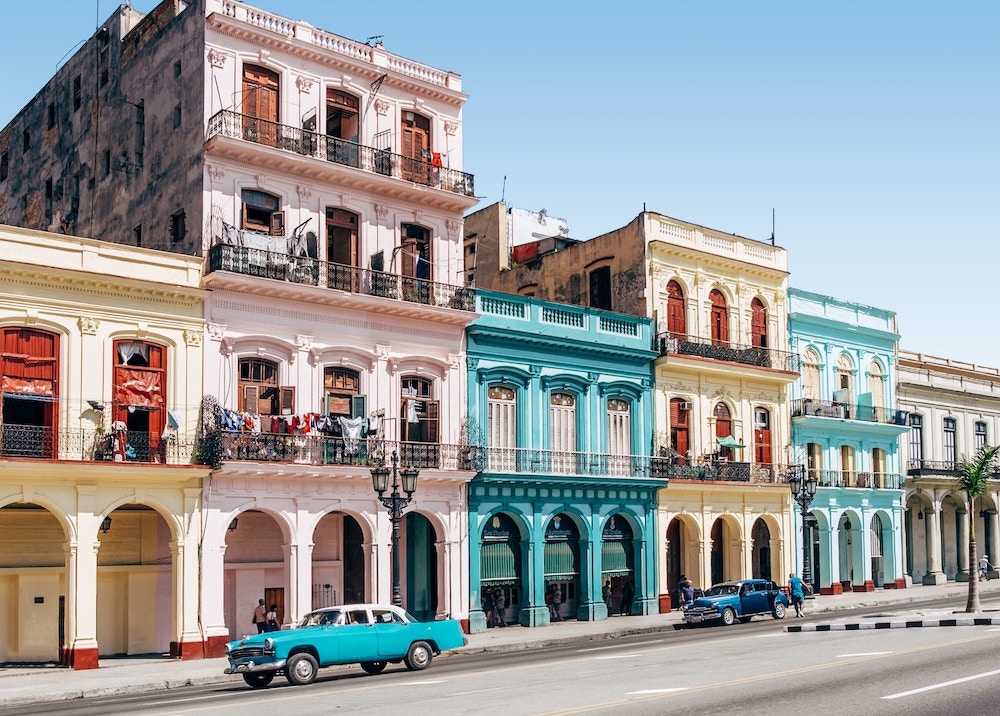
<box><xmin>242</xmin><ymin>671</ymin><xmax>275</xmax><ymax>689</ymax></box>
<box><xmin>721</xmin><ymin>607</ymin><xmax>737</xmax><ymax>626</ymax></box>
<box><xmin>773</xmin><ymin>602</ymin><xmax>787</xmax><ymax>620</ymax></box>
<box><xmin>361</xmin><ymin>660</ymin><xmax>388</xmax><ymax>675</ymax></box>
<box><xmin>285</xmin><ymin>653</ymin><xmax>319</xmax><ymax>686</ymax></box>
<box><xmin>405</xmin><ymin>641</ymin><xmax>433</xmax><ymax>671</ymax></box>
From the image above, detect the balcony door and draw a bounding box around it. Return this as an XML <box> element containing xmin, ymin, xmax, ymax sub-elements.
<box><xmin>400</xmin><ymin>224</ymin><xmax>431</xmax><ymax>303</ymax></box>
<box><xmin>242</xmin><ymin>64</ymin><xmax>279</xmax><ymax>146</ymax></box>
<box><xmin>112</xmin><ymin>340</ymin><xmax>166</xmax><ymax>462</ymax></box>
<box><xmin>666</xmin><ymin>280</ymin><xmax>686</xmax><ymax>337</ymax></box>
<box><xmin>669</xmin><ymin>398</ymin><xmax>689</xmax><ymax>465</ymax></box>
<box><xmin>326</xmin><ymin>89</ymin><xmax>359</xmax><ymax>167</ymax></box>
<box><xmin>1</xmin><ymin>327</ymin><xmax>58</xmax><ymax>458</ymax></box>
<box><xmin>327</xmin><ymin>208</ymin><xmax>359</xmax><ymax>291</ymax></box>
<box><xmin>709</xmin><ymin>289</ymin><xmax>728</xmax><ymax>346</ymax></box>
<box><xmin>400</xmin><ymin>111</ymin><xmax>431</xmax><ymax>184</ymax></box>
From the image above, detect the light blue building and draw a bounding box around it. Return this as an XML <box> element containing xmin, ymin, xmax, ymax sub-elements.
<box><xmin>788</xmin><ymin>289</ymin><xmax>909</xmax><ymax>594</ymax></box>
<box><xmin>466</xmin><ymin>291</ymin><xmax>664</xmax><ymax>631</ymax></box>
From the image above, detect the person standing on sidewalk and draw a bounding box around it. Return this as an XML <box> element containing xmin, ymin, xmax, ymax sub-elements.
<box><xmin>788</xmin><ymin>573</ymin><xmax>806</xmax><ymax>617</ymax></box>
<box><xmin>253</xmin><ymin>598</ymin><xmax>267</xmax><ymax>633</ymax></box>
<box><xmin>979</xmin><ymin>554</ymin><xmax>993</xmax><ymax>581</ymax></box>
<box><xmin>620</xmin><ymin>579</ymin><xmax>635</xmax><ymax>616</ymax></box>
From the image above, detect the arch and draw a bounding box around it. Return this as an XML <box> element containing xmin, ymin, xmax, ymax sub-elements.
<box><xmin>750</xmin><ymin>517</ymin><xmax>773</xmax><ymax>580</ymax></box>
<box><xmin>544</xmin><ymin>512</ymin><xmax>583</xmax><ymax>619</ymax></box>
<box><xmin>392</xmin><ymin>355</ymin><xmax>450</xmax><ymax>381</ymax></box>
<box><xmin>750</xmin><ymin>297</ymin><xmax>768</xmax><ymax>348</ymax></box>
<box><xmin>665</xmin><ymin>512</ymin><xmax>702</xmax><ymax>601</ymax></box>
<box><xmin>709</xmin><ymin>288</ymin><xmax>729</xmax><ymax>346</ymax></box>
<box><xmin>404</xmin><ymin>511</ymin><xmax>439</xmax><ymax>621</ymax></box>
<box><xmin>801</xmin><ymin>347</ymin><xmax>821</xmax><ymax>401</ymax></box>
<box><xmin>98</xmin><ymin>494</ymin><xmax>184</xmax><ymax>543</ymax></box>
<box><xmin>600</xmin><ymin>513</ymin><xmax>635</xmax><ymax>616</ymax></box>
<box><xmin>313</xmin><ymin>345</ymin><xmax>378</xmax><ymax>373</ymax></box>
<box><xmin>837</xmin><ymin>510</ymin><xmax>863</xmax><ymax>588</ymax></box>
<box><xmin>223</xmin><ymin>508</ymin><xmax>291</xmax><ymax>639</ymax></box>
<box><xmin>665</xmin><ymin>279</ymin><xmax>686</xmax><ymax>337</ymax></box>
<box><xmin>479</xmin><ymin>512</ymin><xmax>524</xmax><ymax>626</ymax></box>
<box><xmin>713</xmin><ymin>401</ymin><xmax>735</xmax><ymax>459</ymax></box>
<box><xmin>710</xmin><ymin>513</ymin><xmax>744</xmax><ymax>584</ymax></box>
<box><xmin>229</xmin><ymin>335</ymin><xmax>296</xmax><ymax>366</ymax></box>
<box><xmin>835</xmin><ymin>353</ymin><xmax>855</xmax><ymax>395</ymax></box>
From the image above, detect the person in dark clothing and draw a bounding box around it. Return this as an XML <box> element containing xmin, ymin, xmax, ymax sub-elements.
<box><xmin>620</xmin><ymin>579</ymin><xmax>635</xmax><ymax>616</ymax></box>
<box><xmin>492</xmin><ymin>589</ymin><xmax>507</xmax><ymax>627</ymax></box>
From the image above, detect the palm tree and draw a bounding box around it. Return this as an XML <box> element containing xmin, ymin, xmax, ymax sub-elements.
<box><xmin>956</xmin><ymin>444</ymin><xmax>1000</xmax><ymax>613</ymax></box>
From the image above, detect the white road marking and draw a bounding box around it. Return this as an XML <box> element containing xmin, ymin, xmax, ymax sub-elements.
<box><xmin>883</xmin><ymin>668</ymin><xmax>1000</xmax><ymax>699</ymax></box>
<box><xmin>595</xmin><ymin>654</ymin><xmax>642</xmax><ymax>660</ymax></box>
<box><xmin>628</xmin><ymin>688</ymin><xmax>687</xmax><ymax>695</ymax></box>
<box><xmin>397</xmin><ymin>679</ymin><xmax>447</xmax><ymax>685</ymax></box>
<box><xmin>577</xmin><ymin>639</ymin><xmax>664</xmax><ymax>653</ymax></box>
<box><xmin>837</xmin><ymin>652</ymin><xmax>891</xmax><ymax>658</ymax></box>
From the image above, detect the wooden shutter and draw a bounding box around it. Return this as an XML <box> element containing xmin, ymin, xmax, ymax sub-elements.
<box><xmin>710</xmin><ymin>289</ymin><xmax>728</xmax><ymax>346</ymax></box>
<box><xmin>279</xmin><ymin>386</ymin><xmax>295</xmax><ymax>415</ymax></box>
<box><xmin>243</xmin><ymin>385</ymin><xmax>260</xmax><ymax>414</ymax></box>
<box><xmin>270</xmin><ymin>211</ymin><xmax>285</xmax><ymax>237</ymax></box>
<box><xmin>426</xmin><ymin>401</ymin><xmax>439</xmax><ymax>443</ymax></box>
<box><xmin>666</xmin><ymin>281</ymin><xmax>686</xmax><ymax>336</ymax></box>
<box><xmin>751</xmin><ymin>298</ymin><xmax>767</xmax><ymax>348</ymax></box>
<box><xmin>351</xmin><ymin>395</ymin><xmax>367</xmax><ymax>420</ymax></box>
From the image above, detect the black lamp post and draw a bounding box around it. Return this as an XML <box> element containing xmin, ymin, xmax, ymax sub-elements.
<box><xmin>789</xmin><ymin>470</ymin><xmax>818</xmax><ymax>587</ymax></box>
<box><xmin>371</xmin><ymin>451</ymin><xmax>419</xmax><ymax>607</ymax></box>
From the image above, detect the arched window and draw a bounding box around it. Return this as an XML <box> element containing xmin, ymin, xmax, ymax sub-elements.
<box><xmin>807</xmin><ymin>442</ymin><xmax>823</xmax><ymax>480</ymax></box>
<box><xmin>401</xmin><ymin>376</ymin><xmax>437</xmax><ymax>443</ymax></box>
<box><xmin>113</xmin><ymin>339</ymin><xmax>167</xmax><ymax>461</ymax></box>
<box><xmin>326</xmin><ymin>88</ymin><xmax>360</xmax><ymax>167</ymax></box>
<box><xmin>241</xmin><ymin>188</ymin><xmax>283</xmax><ymax>236</ymax></box>
<box><xmin>802</xmin><ymin>349</ymin><xmax>821</xmax><ymax>401</ymax></box>
<box><xmin>835</xmin><ymin>354</ymin><xmax>854</xmax><ymax>397</ymax></box>
<box><xmin>751</xmin><ymin>297</ymin><xmax>768</xmax><ymax>348</ymax></box>
<box><xmin>242</xmin><ymin>64</ymin><xmax>279</xmax><ymax>146</ymax></box>
<box><xmin>488</xmin><ymin>385</ymin><xmax>517</xmax><ymax>472</ymax></box>
<box><xmin>710</xmin><ymin>289</ymin><xmax>728</xmax><ymax>346</ymax></box>
<box><xmin>666</xmin><ymin>280</ymin><xmax>686</xmax><ymax>337</ymax></box>
<box><xmin>840</xmin><ymin>445</ymin><xmax>856</xmax><ymax>486</ymax></box>
<box><xmin>400</xmin><ymin>110</ymin><xmax>432</xmax><ymax>184</ymax></box>
<box><xmin>323</xmin><ymin>366</ymin><xmax>361</xmax><ymax>418</ymax></box>
<box><xmin>607</xmin><ymin>398</ymin><xmax>632</xmax><ymax>475</ymax></box>
<box><xmin>753</xmin><ymin>407</ymin><xmax>772</xmax><ymax>465</ymax></box>
<box><xmin>550</xmin><ymin>392</ymin><xmax>577</xmax><ymax>473</ymax></box>
<box><xmin>239</xmin><ymin>357</ymin><xmax>291</xmax><ymax>419</ymax></box>
<box><xmin>868</xmin><ymin>361</ymin><xmax>885</xmax><ymax>421</ymax></box>
<box><xmin>714</xmin><ymin>402</ymin><xmax>733</xmax><ymax>459</ymax></box>
<box><xmin>669</xmin><ymin>397</ymin><xmax>690</xmax><ymax>465</ymax></box>
<box><xmin>872</xmin><ymin>447</ymin><xmax>886</xmax><ymax>487</ymax></box>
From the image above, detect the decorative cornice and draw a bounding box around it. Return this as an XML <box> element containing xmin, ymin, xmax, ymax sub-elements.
<box><xmin>79</xmin><ymin>316</ymin><xmax>99</xmax><ymax>335</ymax></box>
<box><xmin>207</xmin><ymin>48</ymin><xmax>227</xmax><ymax>69</ymax></box>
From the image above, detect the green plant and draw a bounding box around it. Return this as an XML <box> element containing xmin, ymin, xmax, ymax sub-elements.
<box><xmin>957</xmin><ymin>444</ymin><xmax>1000</xmax><ymax>613</ymax></box>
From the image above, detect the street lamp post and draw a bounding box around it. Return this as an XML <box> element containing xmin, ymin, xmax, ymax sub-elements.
<box><xmin>789</xmin><ymin>470</ymin><xmax>818</xmax><ymax>587</ymax></box>
<box><xmin>371</xmin><ymin>451</ymin><xmax>419</xmax><ymax>607</ymax></box>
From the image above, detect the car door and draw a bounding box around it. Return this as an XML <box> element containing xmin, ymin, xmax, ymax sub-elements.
<box><xmin>741</xmin><ymin>582</ymin><xmax>767</xmax><ymax>615</ymax></box>
<box><xmin>371</xmin><ymin>608</ymin><xmax>411</xmax><ymax>659</ymax></box>
<box><xmin>333</xmin><ymin>609</ymin><xmax>379</xmax><ymax>664</ymax></box>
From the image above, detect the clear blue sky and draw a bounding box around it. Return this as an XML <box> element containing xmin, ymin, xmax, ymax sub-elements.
<box><xmin>2</xmin><ymin>1</ymin><xmax>998</xmax><ymax>367</ymax></box>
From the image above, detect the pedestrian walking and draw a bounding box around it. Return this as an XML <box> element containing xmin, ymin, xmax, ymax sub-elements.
<box><xmin>979</xmin><ymin>554</ymin><xmax>994</xmax><ymax>581</ymax></box>
<box><xmin>788</xmin><ymin>572</ymin><xmax>806</xmax><ymax>617</ymax></box>
<box><xmin>620</xmin><ymin>579</ymin><xmax>635</xmax><ymax>616</ymax></box>
<box><xmin>265</xmin><ymin>603</ymin><xmax>279</xmax><ymax>632</ymax></box>
<box><xmin>681</xmin><ymin>579</ymin><xmax>695</xmax><ymax>609</ymax></box>
<box><xmin>602</xmin><ymin>580</ymin><xmax>612</xmax><ymax>613</ymax></box>
<box><xmin>548</xmin><ymin>584</ymin><xmax>564</xmax><ymax>621</ymax></box>
<box><xmin>492</xmin><ymin>588</ymin><xmax>508</xmax><ymax>627</ymax></box>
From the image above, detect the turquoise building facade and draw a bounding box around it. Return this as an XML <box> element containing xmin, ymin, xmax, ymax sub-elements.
<box><xmin>466</xmin><ymin>292</ymin><xmax>664</xmax><ymax>631</ymax></box>
<box><xmin>788</xmin><ymin>288</ymin><xmax>909</xmax><ymax>593</ymax></box>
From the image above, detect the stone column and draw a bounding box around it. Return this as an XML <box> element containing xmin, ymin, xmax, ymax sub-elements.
<box><xmin>922</xmin><ymin>505</ymin><xmax>947</xmax><ymax>584</ymax></box>
<box><xmin>956</xmin><ymin>509</ymin><xmax>971</xmax><ymax>582</ymax></box>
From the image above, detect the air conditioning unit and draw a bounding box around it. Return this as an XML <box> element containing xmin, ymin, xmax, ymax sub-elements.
<box><xmin>679</xmin><ymin>401</ymin><xmax>692</xmax><ymax>411</ymax></box>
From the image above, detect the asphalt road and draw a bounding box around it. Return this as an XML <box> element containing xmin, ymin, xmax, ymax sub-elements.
<box><xmin>5</xmin><ymin>596</ymin><xmax>1000</xmax><ymax>716</ymax></box>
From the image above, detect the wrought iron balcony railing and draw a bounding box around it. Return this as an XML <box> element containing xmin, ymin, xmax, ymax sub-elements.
<box><xmin>807</xmin><ymin>468</ymin><xmax>904</xmax><ymax>490</ymax></box>
<box><xmin>656</xmin><ymin>333</ymin><xmax>800</xmax><ymax>372</ymax></box>
<box><xmin>664</xmin><ymin>461</ymin><xmax>802</xmax><ymax>484</ymax></box>
<box><xmin>206</xmin><ymin>244</ymin><xmax>476</xmax><ymax>310</ymax></box>
<box><xmin>0</xmin><ymin>424</ymin><xmax>196</xmax><ymax>464</ymax></box>
<box><xmin>207</xmin><ymin>109</ymin><xmax>475</xmax><ymax>198</ymax></box>
<box><xmin>792</xmin><ymin>399</ymin><xmax>909</xmax><ymax>425</ymax></box>
<box><xmin>906</xmin><ymin>460</ymin><xmax>1000</xmax><ymax>479</ymax></box>
<box><xmin>466</xmin><ymin>446</ymin><xmax>670</xmax><ymax>479</ymax></box>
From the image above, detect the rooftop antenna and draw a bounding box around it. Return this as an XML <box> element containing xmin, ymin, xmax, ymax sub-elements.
<box><xmin>770</xmin><ymin>208</ymin><xmax>775</xmax><ymax>245</ymax></box>
<box><xmin>501</xmin><ymin>175</ymin><xmax>507</xmax><ymax>203</ymax></box>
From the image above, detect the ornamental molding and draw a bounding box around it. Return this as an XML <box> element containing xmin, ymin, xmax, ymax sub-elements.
<box><xmin>207</xmin><ymin>49</ymin><xmax>227</xmax><ymax>68</ymax></box>
<box><xmin>79</xmin><ymin>317</ymin><xmax>99</xmax><ymax>335</ymax></box>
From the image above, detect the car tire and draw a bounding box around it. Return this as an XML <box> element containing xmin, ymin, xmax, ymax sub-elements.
<box><xmin>772</xmin><ymin>602</ymin><xmax>787</xmax><ymax>620</ymax></box>
<box><xmin>404</xmin><ymin>641</ymin><xmax>433</xmax><ymax>671</ymax></box>
<box><xmin>721</xmin><ymin>607</ymin><xmax>737</xmax><ymax>626</ymax></box>
<box><xmin>285</xmin><ymin>653</ymin><xmax>319</xmax><ymax>686</ymax></box>
<box><xmin>242</xmin><ymin>671</ymin><xmax>275</xmax><ymax>689</ymax></box>
<box><xmin>361</xmin><ymin>660</ymin><xmax>388</xmax><ymax>675</ymax></box>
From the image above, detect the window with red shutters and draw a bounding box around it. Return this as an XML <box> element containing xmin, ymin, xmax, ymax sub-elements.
<box><xmin>710</xmin><ymin>289</ymin><xmax>728</xmax><ymax>346</ymax></box>
<box><xmin>751</xmin><ymin>297</ymin><xmax>768</xmax><ymax>348</ymax></box>
<box><xmin>666</xmin><ymin>280</ymin><xmax>686</xmax><ymax>337</ymax></box>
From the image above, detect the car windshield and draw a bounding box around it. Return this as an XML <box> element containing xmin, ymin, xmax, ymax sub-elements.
<box><xmin>704</xmin><ymin>584</ymin><xmax>740</xmax><ymax>596</ymax></box>
<box><xmin>298</xmin><ymin>609</ymin><xmax>343</xmax><ymax>627</ymax></box>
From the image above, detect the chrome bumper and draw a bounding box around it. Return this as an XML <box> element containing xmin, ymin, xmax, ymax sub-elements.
<box><xmin>225</xmin><ymin>658</ymin><xmax>286</xmax><ymax>674</ymax></box>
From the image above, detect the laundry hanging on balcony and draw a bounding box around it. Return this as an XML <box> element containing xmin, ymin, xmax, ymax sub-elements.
<box><xmin>715</xmin><ymin>435</ymin><xmax>744</xmax><ymax>449</ymax></box>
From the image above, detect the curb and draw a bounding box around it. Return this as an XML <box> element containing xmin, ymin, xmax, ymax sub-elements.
<box><xmin>786</xmin><ymin>615</ymin><xmax>1000</xmax><ymax>632</ymax></box>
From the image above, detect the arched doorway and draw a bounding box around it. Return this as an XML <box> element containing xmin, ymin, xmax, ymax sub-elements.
<box><xmin>223</xmin><ymin>509</ymin><xmax>285</xmax><ymax>640</ymax></box>
<box><xmin>544</xmin><ymin>513</ymin><xmax>581</xmax><ymax>621</ymax></box>
<box><xmin>838</xmin><ymin>513</ymin><xmax>856</xmax><ymax>590</ymax></box>
<box><xmin>404</xmin><ymin>511</ymin><xmax>437</xmax><ymax>621</ymax></box>
<box><xmin>0</xmin><ymin>503</ymin><xmax>65</xmax><ymax>663</ymax></box>
<box><xmin>97</xmin><ymin>505</ymin><xmax>173</xmax><ymax>656</ymax></box>
<box><xmin>601</xmin><ymin>514</ymin><xmax>634</xmax><ymax>616</ymax></box>
<box><xmin>311</xmin><ymin>512</ymin><xmax>365</xmax><ymax>608</ymax></box>
<box><xmin>751</xmin><ymin>518</ymin><xmax>771</xmax><ymax>580</ymax></box>
<box><xmin>870</xmin><ymin>513</ymin><xmax>885</xmax><ymax>587</ymax></box>
<box><xmin>480</xmin><ymin>513</ymin><xmax>522</xmax><ymax>626</ymax></box>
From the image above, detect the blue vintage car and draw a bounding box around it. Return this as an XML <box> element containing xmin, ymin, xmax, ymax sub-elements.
<box><xmin>224</xmin><ymin>604</ymin><xmax>467</xmax><ymax>688</ymax></box>
<box><xmin>682</xmin><ymin>579</ymin><xmax>788</xmax><ymax>626</ymax></box>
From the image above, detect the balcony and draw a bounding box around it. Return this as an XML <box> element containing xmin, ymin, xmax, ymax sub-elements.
<box><xmin>664</xmin><ymin>461</ymin><xmax>801</xmax><ymax>484</ymax></box>
<box><xmin>809</xmin><ymin>469</ymin><xmax>904</xmax><ymax>490</ymax></box>
<box><xmin>792</xmin><ymin>399</ymin><xmax>909</xmax><ymax>425</ymax></box>
<box><xmin>0</xmin><ymin>424</ymin><xmax>195</xmax><ymax>464</ymax></box>
<box><xmin>469</xmin><ymin>446</ymin><xmax>670</xmax><ymax>480</ymax></box>
<box><xmin>206</xmin><ymin>110</ymin><xmax>475</xmax><ymax>199</ymax></box>
<box><xmin>206</xmin><ymin>243</ymin><xmax>476</xmax><ymax>311</ymax></box>
<box><xmin>656</xmin><ymin>333</ymin><xmax>800</xmax><ymax>373</ymax></box>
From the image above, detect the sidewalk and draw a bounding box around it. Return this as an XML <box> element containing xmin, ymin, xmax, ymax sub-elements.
<box><xmin>2</xmin><ymin>580</ymin><xmax>998</xmax><ymax>709</ymax></box>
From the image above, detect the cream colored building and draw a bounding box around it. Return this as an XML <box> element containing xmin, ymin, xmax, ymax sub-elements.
<box><xmin>897</xmin><ymin>350</ymin><xmax>1000</xmax><ymax>584</ymax></box>
<box><xmin>0</xmin><ymin>225</ymin><xmax>208</xmax><ymax>668</ymax></box>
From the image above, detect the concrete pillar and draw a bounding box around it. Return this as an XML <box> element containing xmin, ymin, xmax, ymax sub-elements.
<box><xmin>922</xmin><ymin>505</ymin><xmax>947</xmax><ymax>585</ymax></box>
<box><xmin>956</xmin><ymin>509</ymin><xmax>971</xmax><ymax>581</ymax></box>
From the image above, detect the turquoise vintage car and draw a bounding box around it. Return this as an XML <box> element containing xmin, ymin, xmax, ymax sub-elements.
<box><xmin>224</xmin><ymin>604</ymin><xmax>467</xmax><ymax>688</ymax></box>
<box><xmin>682</xmin><ymin>579</ymin><xmax>789</xmax><ymax>626</ymax></box>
